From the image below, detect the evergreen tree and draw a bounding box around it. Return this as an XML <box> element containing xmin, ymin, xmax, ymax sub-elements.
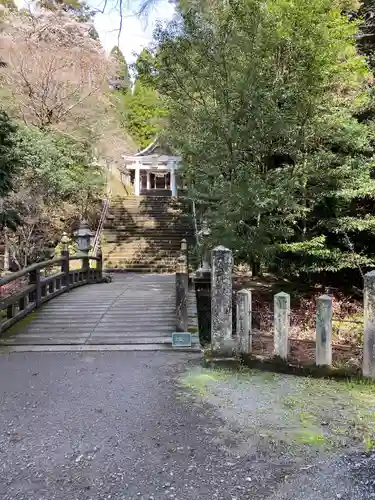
<box><xmin>0</xmin><ymin>110</ymin><xmax>22</xmax><ymax>230</ymax></box>
<box><xmin>121</xmin><ymin>78</ymin><xmax>166</xmax><ymax>148</ymax></box>
<box><xmin>115</xmin><ymin>50</ymin><xmax>167</xmax><ymax>148</ymax></box>
<box><xmin>154</xmin><ymin>0</ymin><xmax>375</xmax><ymax>277</ymax></box>
<box><xmin>134</xmin><ymin>48</ymin><xmax>157</xmax><ymax>88</ymax></box>
<box><xmin>110</xmin><ymin>46</ymin><xmax>131</xmax><ymax>92</ymax></box>
<box><xmin>0</xmin><ymin>110</ymin><xmax>20</xmax><ymax>198</ymax></box>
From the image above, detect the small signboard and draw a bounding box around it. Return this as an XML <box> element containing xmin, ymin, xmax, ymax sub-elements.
<box><xmin>172</xmin><ymin>332</ymin><xmax>192</xmax><ymax>347</ymax></box>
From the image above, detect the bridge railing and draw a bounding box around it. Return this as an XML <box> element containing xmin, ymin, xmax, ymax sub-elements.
<box><xmin>0</xmin><ymin>251</ymin><xmax>103</xmax><ymax>334</ymax></box>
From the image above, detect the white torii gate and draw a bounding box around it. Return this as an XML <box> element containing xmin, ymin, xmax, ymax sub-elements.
<box><xmin>122</xmin><ymin>139</ymin><xmax>181</xmax><ymax>197</ymax></box>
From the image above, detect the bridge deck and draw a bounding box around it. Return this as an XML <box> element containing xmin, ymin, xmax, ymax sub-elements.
<box><xmin>0</xmin><ymin>274</ymin><xmax>197</xmax><ymax>347</ymax></box>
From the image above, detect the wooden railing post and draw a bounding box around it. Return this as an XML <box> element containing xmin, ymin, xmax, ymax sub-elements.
<box><xmin>29</xmin><ymin>268</ymin><xmax>41</xmax><ymax>308</ymax></box>
<box><xmin>61</xmin><ymin>249</ymin><xmax>70</xmax><ymax>291</ymax></box>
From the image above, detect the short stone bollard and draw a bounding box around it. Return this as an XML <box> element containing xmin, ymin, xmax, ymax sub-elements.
<box><xmin>211</xmin><ymin>246</ymin><xmax>233</xmax><ymax>355</ymax></box>
<box><xmin>315</xmin><ymin>295</ymin><xmax>333</xmax><ymax>366</ymax></box>
<box><xmin>274</xmin><ymin>292</ymin><xmax>290</xmax><ymax>360</ymax></box>
<box><xmin>236</xmin><ymin>289</ymin><xmax>252</xmax><ymax>354</ymax></box>
<box><xmin>363</xmin><ymin>271</ymin><xmax>375</xmax><ymax>378</ymax></box>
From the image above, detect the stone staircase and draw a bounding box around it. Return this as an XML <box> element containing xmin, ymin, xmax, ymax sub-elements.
<box><xmin>102</xmin><ymin>195</ymin><xmax>193</xmax><ymax>272</ymax></box>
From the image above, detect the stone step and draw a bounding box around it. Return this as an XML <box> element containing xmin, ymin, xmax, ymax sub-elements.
<box><xmin>103</xmin><ymin>256</ymin><xmax>180</xmax><ymax>262</ymax></box>
<box><xmin>103</xmin><ymin>231</ymin><xmax>188</xmax><ymax>238</ymax></box>
<box><xmin>104</xmin><ymin>266</ymin><xmax>177</xmax><ymax>273</ymax></box>
<box><xmin>102</xmin><ymin>250</ymin><xmax>181</xmax><ymax>256</ymax></box>
<box><xmin>103</xmin><ymin>252</ymin><xmax>183</xmax><ymax>258</ymax></box>
<box><xmin>107</xmin><ymin>216</ymin><xmax>184</xmax><ymax>223</ymax></box>
<box><xmin>103</xmin><ymin>253</ymin><xmax>179</xmax><ymax>258</ymax></box>
<box><xmin>0</xmin><ymin>344</ymin><xmax>202</xmax><ymax>352</ymax></box>
<box><xmin>104</xmin><ymin>229</ymin><xmax>189</xmax><ymax>235</ymax></box>
<box><xmin>108</xmin><ymin>209</ymin><xmax>184</xmax><ymax>215</ymax></box>
<box><xmin>102</xmin><ymin>247</ymin><xmax>181</xmax><ymax>254</ymax></box>
<box><xmin>104</xmin><ymin>225</ymin><xmax>191</xmax><ymax>232</ymax></box>
<box><xmin>104</xmin><ymin>262</ymin><xmax>177</xmax><ymax>268</ymax></box>
<box><xmin>104</xmin><ymin>223</ymin><xmax>190</xmax><ymax>230</ymax></box>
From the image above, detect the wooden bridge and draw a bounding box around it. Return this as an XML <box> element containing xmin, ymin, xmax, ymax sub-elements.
<box><xmin>0</xmin><ymin>251</ymin><xmax>198</xmax><ymax>352</ymax></box>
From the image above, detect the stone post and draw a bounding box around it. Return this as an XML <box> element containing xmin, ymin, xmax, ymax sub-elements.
<box><xmin>316</xmin><ymin>295</ymin><xmax>333</xmax><ymax>366</ymax></box>
<box><xmin>274</xmin><ymin>292</ymin><xmax>290</xmax><ymax>360</ymax></box>
<box><xmin>176</xmin><ymin>253</ymin><xmax>188</xmax><ymax>332</ymax></box>
<box><xmin>194</xmin><ymin>268</ymin><xmax>211</xmax><ymax>345</ymax></box>
<box><xmin>82</xmin><ymin>254</ymin><xmax>90</xmax><ymax>275</ymax></box>
<box><xmin>211</xmin><ymin>246</ymin><xmax>233</xmax><ymax>355</ymax></box>
<box><xmin>363</xmin><ymin>271</ymin><xmax>375</xmax><ymax>378</ymax></box>
<box><xmin>236</xmin><ymin>289</ymin><xmax>252</xmax><ymax>354</ymax></box>
<box><xmin>146</xmin><ymin>171</ymin><xmax>151</xmax><ymax>190</ymax></box>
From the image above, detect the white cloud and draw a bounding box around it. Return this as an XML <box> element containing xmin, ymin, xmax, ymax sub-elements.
<box><xmin>93</xmin><ymin>0</ymin><xmax>175</xmax><ymax>64</ymax></box>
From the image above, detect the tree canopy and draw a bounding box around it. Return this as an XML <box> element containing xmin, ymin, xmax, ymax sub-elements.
<box><xmin>113</xmin><ymin>49</ymin><xmax>166</xmax><ymax>149</ymax></box>
<box><xmin>152</xmin><ymin>0</ymin><xmax>375</xmax><ymax>278</ymax></box>
<box><xmin>110</xmin><ymin>46</ymin><xmax>131</xmax><ymax>92</ymax></box>
<box><xmin>0</xmin><ymin>110</ymin><xmax>20</xmax><ymax>198</ymax></box>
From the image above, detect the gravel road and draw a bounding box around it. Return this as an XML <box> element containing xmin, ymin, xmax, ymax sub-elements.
<box><xmin>1</xmin><ymin>352</ymin><xmax>375</xmax><ymax>500</ymax></box>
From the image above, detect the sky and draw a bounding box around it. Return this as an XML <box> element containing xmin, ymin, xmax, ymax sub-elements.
<box><xmin>14</xmin><ymin>0</ymin><xmax>175</xmax><ymax>65</ymax></box>
<box><xmin>92</xmin><ymin>0</ymin><xmax>175</xmax><ymax>63</ymax></box>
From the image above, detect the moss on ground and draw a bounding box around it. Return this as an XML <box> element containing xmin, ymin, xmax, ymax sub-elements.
<box><xmin>2</xmin><ymin>310</ymin><xmax>39</xmax><ymax>336</ymax></box>
<box><xmin>179</xmin><ymin>366</ymin><xmax>375</xmax><ymax>453</ymax></box>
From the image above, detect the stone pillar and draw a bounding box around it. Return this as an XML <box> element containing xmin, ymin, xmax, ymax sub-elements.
<box><xmin>274</xmin><ymin>292</ymin><xmax>290</xmax><ymax>360</ymax></box>
<box><xmin>146</xmin><ymin>171</ymin><xmax>151</xmax><ymax>190</ymax></box>
<box><xmin>176</xmin><ymin>251</ymin><xmax>188</xmax><ymax>332</ymax></box>
<box><xmin>316</xmin><ymin>295</ymin><xmax>332</xmax><ymax>366</ymax></box>
<box><xmin>211</xmin><ymin>246</ymin><xmax>233</xmax><ymax>355</ymax></box>
<box><xmin>236</xmin><ymin>289</ymin><xmax>252</xmax><ymax>354</ymax></box>
<box><xmin>134</xmin><ymin>168</ymin><xmax>140</xmax><ymax>196</ymax></box>
<box><xmin>363</xmin><ymin>271</ymin><xmax>375</xmax><ymax>378</ymax></box>
<box><xmin>170</xmin><ymin>167</ymin><xmax>177</xmax><ymax>197</ymax></box>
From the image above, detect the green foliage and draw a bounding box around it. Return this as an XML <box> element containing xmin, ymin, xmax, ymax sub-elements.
<box><xmin>134</xmin><ymin>48</ymin><xmax>157</xmax><ymax>88</ymax></box>
<box><xmin>113</xmin><ymin>50</ymin><xmax>167</xmax><ymax>149</ymax></box>
<box><xmin>0</xmin><ymin>110</ymin><xmax>20</xmax><ymax>197</ymax></box>
<box><xmin>110</xmin><ymin>46</ymin><xmax>131</xmax><ymax>92</ymax></box>
<box><xmin>153</xmin><ymin>0</ymin><xmax>375</xmax><ymax>277</ymax></box>
<box><xmin>355</xmin><ymin>0</ymin><xmax>375</xmax><ymax>69</ymax></box>
<box><xmin>0</xmin><ymin>111</ymin><xmax>21</xmax><ymax>232</ymax></box>
<box><xmin>39</xmin><ymin>0</ymin><xmax>95</xmax><ymax>21</ymax></box>
<box><xmin>88</xmin><ymin>24</ymin><xmax>99</xmax><ymax>40</ymax></box>
<box><xmin>0</xmin><ymin>0</ymin><xmax>16</xmax><ymax>9</ymax></box>
<box><xmin>14</xmin><ymin>126</ymin><xmax>104</xmax><ymax>205</ymax></box>
<box><xmin>120</xmin><ymin>80</ymin><xmax>167</xmax><ymax>148</ymax></box>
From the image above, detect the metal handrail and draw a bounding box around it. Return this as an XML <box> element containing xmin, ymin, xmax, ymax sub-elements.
<box><xmin>91</xmin><ymin>186</ymin><xmax>112</xmax><ymax>257</ymax></box>
<box><xmin>191</xmin><ymin>199</ymin><xmax>200</xmax><ymax>248</ymax></box>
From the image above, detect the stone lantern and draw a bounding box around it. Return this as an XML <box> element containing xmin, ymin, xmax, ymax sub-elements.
<box><xmin>74</xmin><ymin>220</ymin><xmax>94</xmax><ymax>255</ymax></box>
<box><xmin>197</xmin><ymin>219</ymin><xmax>211</xmax><ymax>273</ymax></box>
<box><xmin>60</xmin><ymin>232</ymin><xmax>70</xmax><ymax>251</ymax></box>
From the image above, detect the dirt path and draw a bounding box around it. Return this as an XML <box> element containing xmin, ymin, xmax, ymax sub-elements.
<box><xmin>0</xmin><ymin>352</ymin><xmax>374</xmax><ymax>499</ymax></box>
